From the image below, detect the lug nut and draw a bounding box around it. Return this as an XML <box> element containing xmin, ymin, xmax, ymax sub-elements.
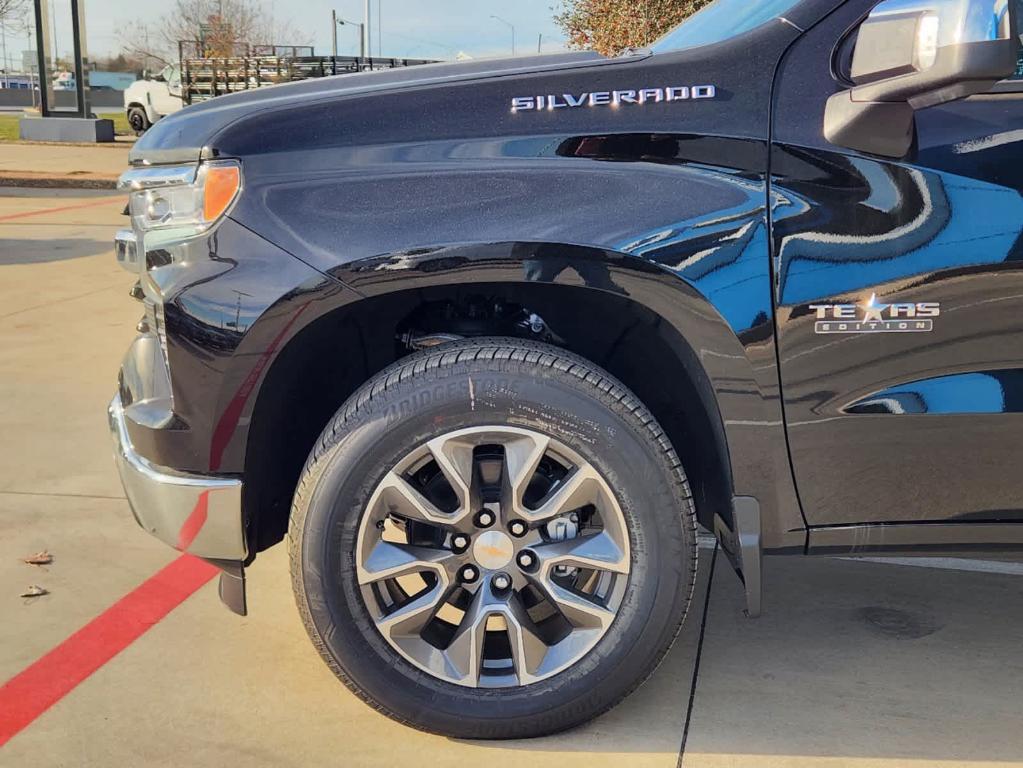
<box><xmin>508</xmin><ymin>520</ymin><xmax>528</xmax><ymax>537</ymax></box>
<box><xmin>492</xmin><ymin>573</ymin><xmax>511</xmax><ymax>590</ymax></box>
<box><xmin>452</xmin><ymin>534</ymin><xmax>470</xmax><ymax>552</ymax></box>
<box><xmin>475</xmin><ymin>510</ymin><xmax>495</xmax><ymax>528</ymax></box>
<box><xmin>459</xmin><ymin>565</ymin><xmax>479</xmax><ymax>583</ymax></box>
<box><xmin>516</xmin><ymin>550</ymin><xmax>536</xmax><ymax>570</ymax></box>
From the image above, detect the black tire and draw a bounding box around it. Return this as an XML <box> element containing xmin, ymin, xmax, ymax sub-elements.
<box><xmin>126</xmin><ymin>106</ymin><xmax>150</xmax><ymax>136</ymax></box>
<box><xmin>288</xmin><ymin>338</ymin><xmax>697</xmax><ymax>739</ymax></box>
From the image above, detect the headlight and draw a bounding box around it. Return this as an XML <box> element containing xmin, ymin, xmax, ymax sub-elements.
<box><xmin>118</xmin><ymin>160</ymin><xmax>241</xmax><ymax>237</ymax></box>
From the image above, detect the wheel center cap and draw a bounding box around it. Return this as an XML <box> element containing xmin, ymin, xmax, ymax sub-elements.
<box><xmin>472</xmin><ymin>530</ymin><xmax>514</xmax><ymax>570</ymax></box>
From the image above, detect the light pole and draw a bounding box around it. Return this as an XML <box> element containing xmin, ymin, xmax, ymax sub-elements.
<box><xmin>490</xmin><ymin>14</ymin><xmax>515</xmax><ymax>56</ymax></box>
<box><xmin>333</xmin><ymin>12</ymin><xmax>365</xmax><ymax>59</ymax></box>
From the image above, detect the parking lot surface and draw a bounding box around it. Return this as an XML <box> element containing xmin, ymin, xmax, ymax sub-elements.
<box><xmin>0</xmin><ymin>142</ymin><xmax>128</xmax><ymax>185</ymax></box>
<box><xmin>1</xmin><ymin>186</ymin><xmax>1021</xmax><ymax>767</ymax></box>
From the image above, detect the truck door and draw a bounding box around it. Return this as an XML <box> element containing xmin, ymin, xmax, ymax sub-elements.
<box><xmin>152</xmin><ymin>64</ymin><xmax>183</xmax><ymax>117</ymax></box>
<box><xmin>771</xmin><ymin>0</ymin><xmax>1023</xmax><ymax>534</ymax></box>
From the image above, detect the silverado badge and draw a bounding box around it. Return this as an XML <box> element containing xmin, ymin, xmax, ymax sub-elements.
<box><xmin>511</xmin><ymin>85</ymin><xmax>717</xmax><ymax>112</ymax></box>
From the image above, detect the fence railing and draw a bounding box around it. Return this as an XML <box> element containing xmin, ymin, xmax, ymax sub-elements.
<box><xmin>181</xmin><ymin>54</ymin><xmax>437</xmax><ymax>104</ymax></box>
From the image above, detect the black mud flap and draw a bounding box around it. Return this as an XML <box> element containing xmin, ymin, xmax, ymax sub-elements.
<box><xmin>712</xmin><ymin>496</ymin><xmax>762</xmax><ymax>618</ymax></box>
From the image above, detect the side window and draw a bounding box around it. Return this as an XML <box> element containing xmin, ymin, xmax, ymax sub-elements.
<box><xmin>166</xmin><ymin>65</ymin><xmax>182</xmax><ymax>95</ymax></box>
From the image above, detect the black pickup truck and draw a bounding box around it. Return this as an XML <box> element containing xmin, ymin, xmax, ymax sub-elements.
<box><xmin>109</xmin><ymin>0</ymin><xmax>1022</xmax><ymax>740</ymax></box>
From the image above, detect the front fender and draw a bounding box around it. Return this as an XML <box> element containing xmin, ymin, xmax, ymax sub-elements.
<box><xmin>211</xmin><ymin>236</ymin><xmax>803</xmax><ymax>550</ymax></box>
<box><xmin>224</xmin><ymin>132</ymin><xmax>806</xmax><ymax>547</ymax></box>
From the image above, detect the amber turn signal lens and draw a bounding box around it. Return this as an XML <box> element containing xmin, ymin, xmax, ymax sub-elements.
<box><xmin>203</xmin><ymin>165</ymin><xmax>240</xmax><ymax>222</ymax></box>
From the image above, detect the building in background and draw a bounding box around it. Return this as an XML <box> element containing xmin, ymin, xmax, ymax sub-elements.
<box><xmin>90</xmin><ymin>71</ymin><xmax>137</xmax><ymax>90</ymax></box>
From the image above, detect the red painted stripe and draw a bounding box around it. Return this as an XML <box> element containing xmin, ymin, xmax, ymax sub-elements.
<box><xmin>0</xmin><ymin>196</ymin><xmax>121</xmax><ymax>223</ymax></box>
<box><xmin>0</xmin><ymin>555</ymin><xmax>218</xmax><ymax>747</ymax></box>
<box><xmin>176</xmin><ymin>491</ymin><xmax>210</xmax><ymax>551</ymax></box>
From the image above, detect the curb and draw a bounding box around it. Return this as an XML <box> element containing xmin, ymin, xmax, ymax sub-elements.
<box><xmin>1</xmin><ymin>139</ymin><xmax>135</xmax><ymax>148</ymax></box>
<box><xmin>0</xmin><ymin>175</ymin><xmax>118</xmax><ymax>190</ymax></box>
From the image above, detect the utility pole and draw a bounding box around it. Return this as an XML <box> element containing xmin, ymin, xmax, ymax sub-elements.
<box><xmin>27</xmin><ymin>26</ymin><xmax>35</xmax><ymax>108</ymax></box>
<box><xmin>363</xmin><ymin>0</ymin><xmax>371</xmax><ymax>59</ymax></box>
<box><xmin>50</xmin><ymin>0</ymin><xmax>57</xmax><ymax>68</ymax></box>
<box><xmin>490</xmin><ymin>15</ymin><xmax>515</xmax><ymax>56</ymax></box>
<box><xmin>331</xmin><ymin>9</ymin><xmax>337</xmax><ymax>57</ymax></box>
<box><xmin>537</xmin><ymin>33</ymin><xmax>542</xmax><ymax>54</ymax></box>
<box><xmin>1</xmin><ymin>22</ymin><xmax>7</xmax><ymax>88</ymax></box>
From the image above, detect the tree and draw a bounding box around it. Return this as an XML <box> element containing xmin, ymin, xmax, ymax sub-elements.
<box><xmin>120</xmin><ymin>0</ymin><xmax>306</xmax><ymax>67</ymax></box>
<box><xmin>0</xmin><ymin>0</ymin><xmax>24</xmax><ymax>24</ymax></box>
<box><xmin>554</xmin><ymin>0</ymin><xmax>714</xmax><ymax>56</ymax></box>
<box><xmin>93</xmin><ymin>52</ymin><xmax>151</xmax><ymax>76</ymax></box>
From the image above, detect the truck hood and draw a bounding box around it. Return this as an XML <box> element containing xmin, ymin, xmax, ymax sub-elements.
<box><xmin>129</xmin><ymin>51</ymin><xmax>622</xmax><ymax>166</ymax></box>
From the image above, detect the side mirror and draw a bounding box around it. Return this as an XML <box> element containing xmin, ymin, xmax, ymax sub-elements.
<box><xmin>825</xmin><ymin>0</ymin><xmax>1021</xmax><ymax>157</ymax></box>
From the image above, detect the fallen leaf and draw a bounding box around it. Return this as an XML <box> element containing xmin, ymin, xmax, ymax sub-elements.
<box><xmin>20</xmin><ymin>585</ymin><xmax>49</xmax><ymax>598</ymax></box>
<box><xmin>22</xmin><ymin>550</ymin><xmax>52</xmax><ymax>566</ymax></box>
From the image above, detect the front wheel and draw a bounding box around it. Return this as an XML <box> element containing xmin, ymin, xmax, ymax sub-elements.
<box><xmin>289</xmin><ymin>339</ymin><xmax>697</xmax><ymax>738</ymax></box>
<box><xmin>126</xmin><ymin>106</ymin><xmax>150</xmax><ymax>136</ymax></box>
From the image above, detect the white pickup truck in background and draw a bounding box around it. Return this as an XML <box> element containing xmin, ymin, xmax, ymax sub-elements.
<box><xmin>122</xmin><ymin>64</ymin><xmax>183</xmax><ymax>134</ymax></box>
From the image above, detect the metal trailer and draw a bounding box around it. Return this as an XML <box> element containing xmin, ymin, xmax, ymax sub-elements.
<box><xmin>177</xmin><ymin>41</ymin><xmax>437</xmax><ymax>105</ymax></box>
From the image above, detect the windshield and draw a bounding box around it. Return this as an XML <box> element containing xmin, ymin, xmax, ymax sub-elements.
<box><xmin>651</xmin><ymin>0</ymin><xmax>803</xmax><ymax>52</ymax></box>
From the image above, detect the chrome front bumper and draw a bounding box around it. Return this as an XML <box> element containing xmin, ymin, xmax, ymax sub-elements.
<box><xmin>108</xmin><ymin>393</ymin><xmax>247</xmax><ymax>561</ymax></box>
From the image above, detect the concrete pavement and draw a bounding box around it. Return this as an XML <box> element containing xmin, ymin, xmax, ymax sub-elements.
<box><xmin>685</xmin><ymin>556</ymin><xmax>1023</xmax><ymax>767</ymax></box>
<box><xmin>0</xmin><ymin>143</ymin><xmax>129</xmax><ymax>188</ymax></box>
<box><xmin>0</xmin><ymin>186</ymin><xmax>1021</xmax><ymax>767</ymax></box>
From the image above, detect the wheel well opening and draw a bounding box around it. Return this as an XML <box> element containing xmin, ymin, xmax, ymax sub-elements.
<box><xmin>245</xmin><ymin>283</ymin><xmax>733</xmax><ymax>555</ymax></box>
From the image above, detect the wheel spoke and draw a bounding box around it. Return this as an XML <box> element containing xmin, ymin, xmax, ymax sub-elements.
<box><xmin>425</xmin><ymin>434</ymin><xmax>476</xmax><ymax>513</ymax></box>
<box><xmin>444</xmin><ymin>582</ymin><xmax>551</xmax><ymax>687</ymax></box>
<box><xmin>502</xmin><ymin>431</ymin><xmax>550</xmax><ymax>508</ymax></box>
<box><xmin>444</xmin><ymin>586</ymin><xmax>493</xmax><ymax>686</ymax></box>
<box><xmin>532</xmin><ymin>530</ymin><xmax>628</xmax><ymax>574</ymax></box>
<box><xmin>503</xmin><ymin>593</ymin><xmax>549</xmax><ymax>686</ymax></box>
<box><xmin>357</xmin><ymin>540</ymin><xmax>453</xmax><ymax>585</ymax></box>
<box><xmin>377</xmin><ymin>580</ymin><xmax>450</xmax><ymax>639</ymax></box>
<box><xmin>534</xmin><ymin>574</ymin><xmax>617</xmax><ymax>630</ymax></box>
<box><xmin>375</xmin><ymin>470</ymin><xmax>468</xmax><ymax>527</ymax></box>
<box><xmin>519</xmin><ymin>464</ymin><xmax>603</xmax><ymax>523</ymax></box>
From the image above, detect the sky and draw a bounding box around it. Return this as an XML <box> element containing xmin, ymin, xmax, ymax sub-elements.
<box><xmin>9</xmin><ymin>0</ymin><xmax>572</xmax><ymax>66</ymax></box>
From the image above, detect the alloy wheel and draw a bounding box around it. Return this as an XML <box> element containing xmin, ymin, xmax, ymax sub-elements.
<box><xmin>355</xmin><ymin>425</ymin><xmax>631</xmax><ymax>688</ymax></box>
